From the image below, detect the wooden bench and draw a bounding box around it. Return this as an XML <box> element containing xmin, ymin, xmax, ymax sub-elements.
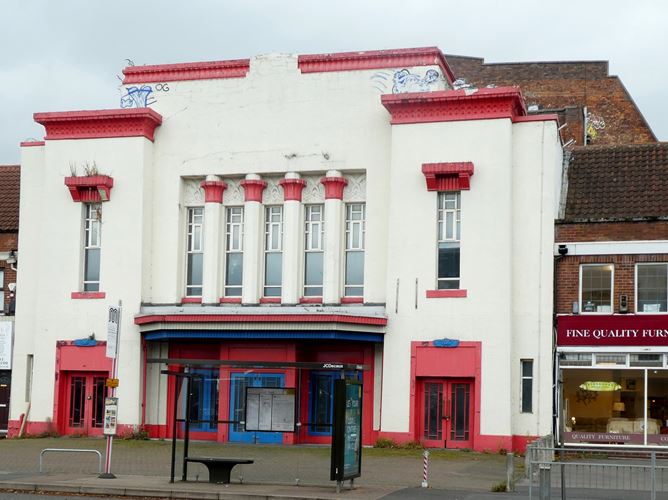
<box><xmin>185</xmin><ymin>456</ymin><xmax>254</xmax><ymax>484</ymax></box>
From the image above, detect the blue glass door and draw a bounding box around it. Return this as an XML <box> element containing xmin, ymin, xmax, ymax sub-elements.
<box><xmin>187</xmin><ymin>368</ymin><xmax>219</xmax><ymax>433</ymax></box>
<box><xmin>308</xmin><ymin>371</ymin><xmax>362</xmax><ymax>436</ymax></box>
<box><xmin>229</xmin><ymin>372</ymin><xmax>284</xmax><ymax>443</ymax></box>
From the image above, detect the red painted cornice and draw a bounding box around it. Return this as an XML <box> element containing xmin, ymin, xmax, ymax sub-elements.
<box><xmin>299</xmin><ymin>47</ymin><xmax>455</xmax><ymax>84</ymax></box>
<box><xmin>20</xmin><ymin>141</ymin><xmax>45</xmax><ymax>147</ymax></box>
<box><xmin>64</xmin><ymin>175</ymin><xmax>114</xmax><ymax>202</ymax></box>
<box><xmin>122</xmin><ymin>59</ymin><xmax>250</xmax><ymax>84</ymax></box>
<box><xmin>422</xmin><ymin>162</ymin><xmax>474</xmax><ymax>191</ymax></box>
<box><xmin>34</xmin><ymin>109</ymin><xmax>163</xmax><ymax>142</ymax></box>
<box><xmin>135</xmin><ymin>313</ymin><xmax>387</xmax><ymax>327</ymax></box>
<box><xmin>381</xmin><ymin>87</ymin><xmax>528</xmax><ymax>125</ymax></box>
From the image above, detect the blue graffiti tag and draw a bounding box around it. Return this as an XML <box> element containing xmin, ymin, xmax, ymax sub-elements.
<box><xmin>120</xmin><ymin>85</ymin><xmax>156</xmax><ymax>108</ymax></box>
<box><xmin>392</xmin><ymin>69</ymin><xmax>441</xmax><ymax>94</ymax></box>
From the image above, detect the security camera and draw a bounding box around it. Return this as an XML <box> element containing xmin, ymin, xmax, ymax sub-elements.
<box><xmin>558</xmin><ymin>245</ymin><xmax>568</xmax><ymax>256</ymax></box>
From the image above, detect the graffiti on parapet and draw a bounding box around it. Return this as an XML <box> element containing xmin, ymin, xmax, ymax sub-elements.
<box><xmin>120</xmin><ymin>85</ymin><xmax>155</xmax><ymax>108</ymax></box>
<box><xmin>586</xmin><ymin>112</ymin><xmax>606</xmax><ymax>141</ymax></box>
<box><xmin>371</xmin><ymin>69</ymin><xmax>444</xmax><ymax>93</ymax></box>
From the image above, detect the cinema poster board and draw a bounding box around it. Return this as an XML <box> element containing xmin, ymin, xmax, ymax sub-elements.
<box><xmin>244</xmin><ymin>387</ymin><xmax>296</xmax><ymax>432</ymax></box>
<box><xmin>330</xmin><ymin>379</ymin><xmax>363</xmax><ymax>481</ymax></box>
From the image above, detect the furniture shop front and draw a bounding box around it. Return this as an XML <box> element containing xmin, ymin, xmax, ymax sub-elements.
<box><xmin>557</xmin><ymin>315</ymin><xmax>668</xmax><ymax>447</ymax></box>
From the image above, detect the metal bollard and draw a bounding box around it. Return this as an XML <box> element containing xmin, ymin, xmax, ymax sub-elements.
<box><xmin>539</xmin><ymin>464</ymin><xmax>551</xmax><ymax>500</ymax></box>
<box><xmin>421</xmin><ymin>449</ymin><xmax>430</xmax><ymax>488</ymax></box>
<box><xmin>506</xmin><ymin>452</ymin><xmax>515</xmax><ymax>492</ymax></box>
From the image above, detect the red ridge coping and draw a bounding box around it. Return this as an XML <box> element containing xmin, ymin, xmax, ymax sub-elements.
<box><xmin>34</xmin><ymin>108</ymin><xmax>163</xmax><ymax>142</ymax></box>
<box><xmin>514</xmin><ymin>114</ymin><xmax>560</xmax><ymax>123</ymax></box>
<box><xmin>71</xmin><ymin>292</ymin><xmax>106</xmax><ymax>299</ymax></box>
<box><xmin>135</xmin><ymin>314</ymin><xmax>387</xmax><ymax>326</ymax></box>
<box><xmin>122</xmin><ymin>59</ymin><xmax>251</xmax><ymax>84</ymax></box>
<box><xmin>20</xmin><ymin>141</ymin><xmax>45</xmax><ymax>147</ymax></box>
<box><xmin>381</xmin><ymin>87</ymin><xmax>528</xmax><ymax>125</ymax></box>
<box><xmin>426</xmin><ymin>289</ymin><xmax>468</xmax><ymax>298</ymax></box>
<box><xmin>298</xmin><ymin>47</ymin><xmax>455</xmax><ymax>84</ymax></box>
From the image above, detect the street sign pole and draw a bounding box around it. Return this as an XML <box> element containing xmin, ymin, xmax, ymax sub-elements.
<box><xmin>100</xmin><ymin>300</ymin><xmax>122</xmax><ymax>479</ymax></box>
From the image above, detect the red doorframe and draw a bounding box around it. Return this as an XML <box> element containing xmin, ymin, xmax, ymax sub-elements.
<box><xmin>53</xmin><ymin>342</ymin><xmax>111</xmax><ymax>435</ymax></box>
<box><xmin>409</xmin><ymin>341</ymin><xmax>481</xmax><ymax>449</ymax></box>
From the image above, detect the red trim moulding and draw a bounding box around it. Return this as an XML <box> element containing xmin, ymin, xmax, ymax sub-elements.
<box><xmin>426</xmin><ymin>289</ymin><xmax>468</xmax><ymax>298</ymax></box>
<box><xmin>320</xmin><ymin>176</ymin><xmax>347</xmax><ymax>200</ymax></box>
<box><xmin>298</xmin><ymin>47</ymin><xmax>455</xmax><ymax>84</ymax></box>
<box><xmin>279</xmin><ymin>178</ymin><xmax>307</xmax><ymax>201</ymax></box>
<box><xmin>122</xmin><ymin>59</ymin><xmax>251</xmax><ymax>84</ymax></box>
<box><xmin>381</xmin><ymin>87</ymin><xmax>529</xmax><ymax>125</ymax></box>
<box><xmin>240</xmin><ymin>179</ymin><xmax>267</xmax><ymax>202</ymax></box>
<box><xmin>20</xmin><ymin>140</ymin><xmax>45</xmax><ymax>147</ymax></box>
<box><xmin>422</xmin><ymin>162</ymin><xmax>474</xmax><ymax>191</ymax></box>
<box><xmin>259</xmin><ymin>297</ymin><xmax>281</xmax><ymax>304</ymax></box>
<box><xmin>181</xmin><ymin>297</ymin><xmax>202</xmax><ymax>304</ymax></box>
<box><xmin>219</xmin><ymin>297</ymin><xmax>242</xmax><ymax>304</ymax></box>
<box><xmin>299</xmin><ymin>297</ymin><xmax>323</xmax><ymax>304</ymax></box>
<box><xmin>71</xmin><ymin>292</ymin><xmax>106</xmax><ymax>299</ymax></box>
<box><xmin>135</xmin><ymin>313</ymin><xmax>387</xmax><ymax>326</ymax></box>
<box><xmin>341</xmin><ymin>297</ymin><xmax>364</xmax><ymax>304</ymax></box>
<box><xmin>64</xmin><ymin>175</ymin><xmax>114</xmax><ymax>203</ymax></box>
<box><xmin>200</xmin><ymin>180</ymin><xmax>227</xmax><ymax>203</ymax></box>
<box><xmin>34</xmin><ymin>108</ymin><xmax>163</xmax><ymax>142</ymax></box>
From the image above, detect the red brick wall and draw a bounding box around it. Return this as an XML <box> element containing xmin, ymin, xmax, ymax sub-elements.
<box><xmin>556</xmin><ymin>221</ymin><xmax>668</xmax><ymax>242</ymax></box>
<box><xmin>0</xmin><ymin>232</ymin><xmax>17</xmax><ymax>311</ymax></box>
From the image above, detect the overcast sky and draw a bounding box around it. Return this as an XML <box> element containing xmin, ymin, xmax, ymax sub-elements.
<box><xmin>1</xmin><ymin>0</ymin><xmax>666</xmax><ymax>164</ymax></box>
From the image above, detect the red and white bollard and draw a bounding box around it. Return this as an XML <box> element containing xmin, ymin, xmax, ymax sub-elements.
<box><xmin>421</xmin><ymin>449</ymin><xmax>430</xmax><ymax>488</ymax></box>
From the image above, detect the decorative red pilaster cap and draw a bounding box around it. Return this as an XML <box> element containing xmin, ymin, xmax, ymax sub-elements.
<box><xmin>200</xmin><ymin>180</ymin><xmax>228</xmax><ymax>203</ymax></box>
<box><xmin>279</xmin><ymin>177</ymin><xmax>307</xmax><ymax>201</ymax></box>
<box><xmin>64</xmin><ymin>175</ymin><xmax>114</xmax><ymax>202</ymax></box>
<box><xmin>240</xmin><ymin>178</ymin><xmax>267</xmax><ymax>202</ymax></box>
<box><xmin>320</xmin><ymin>176</ymin><xmax>348</xmax><ymax>200</ymax></box>
<box><xmin>421</xmin><ymin>162</ymin><xmax>474</xmax><ymax>191</ymax></box>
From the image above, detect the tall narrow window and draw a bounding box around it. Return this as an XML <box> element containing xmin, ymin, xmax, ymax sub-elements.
<box><xmin>186</xmin><ymin>207</ymin><xmax>204</xmax><ymax>297</ymax></box>
<box><xmin>264</xmin><ymin>206</ymin><xmax>283</xmax><ymax>297</ymax></box>
<box><xmin>345</xmin><ymin>203</ymin><xmax>365</xmax><ymax>297</ymax></box>
<box><xmin>304</xmin><ymin>205</ymin><xmax>324</xmax><ymax>297</ymax></box>
<box><xmin>437</xmin><ymin>192</ymin><xmax>461</xmax><ymax>289</ymax></box>
<box><xmin>83</xmin><ymin>203</ymin><xmax>102</xmax><ymax>292</ymax></box>
<box><xmin>225</xmin><ymin>207</ymin><xmax>244</xmax><ymax>297</ymax></box>
<box><xmin>521</xmin><ymin>359</ymin><xmax>533</xmax><ymax>413</ymax></box>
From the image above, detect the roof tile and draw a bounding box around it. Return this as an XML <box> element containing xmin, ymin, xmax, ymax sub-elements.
<box><xmin>0</xmin><ymin>165</ymin><xmax>20</xmax><ymax>231</ymax></box>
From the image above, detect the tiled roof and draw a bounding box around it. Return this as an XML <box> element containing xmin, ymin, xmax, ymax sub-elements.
<box><xmin>563</xmin><ymin>143</ymin><xmax>668</xmax><ymax>221</ymax></box>
<box><xmin>0</xmin><ymin>165</ymin><xmax>20</xmax><ymax>231</ymax></box>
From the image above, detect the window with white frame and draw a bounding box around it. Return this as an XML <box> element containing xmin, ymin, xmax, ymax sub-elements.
<box><xmin>580</xmin><ymin>264</ymin><xmax>613</xmax><ymax>313</ymax></box>
<box><xmin>437</xmin><ymin>192</ymin><xmax>461</xmax><ymax>289</ymax></box>
<box><xmin>344</xmin><ymin>203</ymin><xmax>365</xmax><ymax>297</ymax></box>
<box><xmin>264</xmin><ymin>206</ymin><xmax>283</xmax><ymax>297</ymax></box>
<box><xmin>637</xmin><ymin>263</ymin><xmax>668</xmax><ymax>313</ymax></box>
<box><xmin>521</xmin><ymin>359</ymin><xmax>533</xmax><ymax>413</ymax></box>
<box><xmin>304</xmin><ymin>205</ymin><xmax>324</xmax><ymax>297</ymax></box>
<box><xmin>225</xmin><ymin>207</ymin><xmax>244</xmax><ymax>297</ymax></box>
<box><xmin>186</xmin><ymin>207</ymin><xmax>204</xmax><ymax>297</ymax></box>
<box><xmin>83</xmin><ymin>203</ymin><xmax>102</xmax><ymax>292</ymax></box>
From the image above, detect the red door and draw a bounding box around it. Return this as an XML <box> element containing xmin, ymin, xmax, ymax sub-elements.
<box><xmin>420</xmin><ymin>378</ymin><xmax>473</xmax><ymax>449</ymax></box>
<box><xmin>64</xmin><ymin>372</ymin><xmax>107</xmax><ymax>436</ymax></box>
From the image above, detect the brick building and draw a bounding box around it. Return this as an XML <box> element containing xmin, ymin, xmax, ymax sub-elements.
<box><xmin>555</xmin><ymin>143</ymin><xmax>668</xmax><ymax>447</ymax></box>
<box><xmin>446</xmin><ymin>56</ymin><xmax>656</xmax><ymax>147</ymax></box>
<box><xmin>0</xmin><ymin>164</ymin><xmax>19</xmax><ymax>435</ymax></box>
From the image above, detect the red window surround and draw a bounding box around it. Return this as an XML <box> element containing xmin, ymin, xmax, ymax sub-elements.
<box><xmin>64</xmin><ymin>175</ymin><xmax>114</xmax><ymax>203</ymax></box>
<box><xmin>181</xmin><ymin>297</ymin><xmax>202</xmax><ymax>304</ymax></box>
<box><xmin>421</xmin><ymin>162</ymin><xmax>474</xmax><ymax>191</ymax></box>
<box><xmin>71</xmin><ymin>292</ymin><xmax>106</xmax><ymax>299</ymax></box>
<box><xmin>426</xmin><ymin>289</ymin><xmax>468</xmax><ymax>299</ymax></box>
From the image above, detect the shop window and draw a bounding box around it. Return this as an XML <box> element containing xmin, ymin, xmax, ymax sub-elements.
<box><xmin>580</xmin><ymin>264</ymin><xmax>613</xmax><ymax>313</ymax></box>
<box><xmin>437</xmin><ymin>192</ymin><xmax>461</xmax><ymax>290</ymax></box>
<box><xmin>304</xmin><ymin>205</ymin><xmax>324</xmax><ymax>297</ymax></box>
<box><xmin>594</xmin><ymin>353</ymin><xmax>627</xmax><ymax>366</ymax></box>
<box><xmin>344</xmin><ymin>203</ymin><xmax>365</xmax><ymax>297</ymax></box>
<box><xmin>264</xmin><ymin>206</ymin><xmax>283</xmax><ymax>297</ymax></box>
<box><xmin>630</xmin><ymin>354</ymin><xmax>663</xmax><ymax>368</ymax></box>
<box><xmin>185</xmin><ymin>207</ymin><xmax>204</xmax><ymax>297</ymax></box>
<box><xmin>83</xmin><ymin>203</ymin><xmax>102</xmax><ymax>292</ymax></box>
<box><xmin>521</xmin><ymin>360</ymin><xmax>533</xmax><ymax>413</ymax></box>
<box><xmin>637</xmin><ymin>263</ymin><xmax>668</xmax><ymax>313</ymax></box>
<box><xmin>224</xmin><ymin>207</ymin><xmax>243</xmax><ymax>297</ymax></box>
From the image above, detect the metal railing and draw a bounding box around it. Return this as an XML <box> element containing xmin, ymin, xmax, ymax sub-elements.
<box><xmin>39</xmin><ymin>448</ymin><xmax>102</xmax><ymax>473</ymax></box>
<box><xmin>525</xmin><ymin>443</ymin><xmax>668</xmax><ymax>500</ymax></box>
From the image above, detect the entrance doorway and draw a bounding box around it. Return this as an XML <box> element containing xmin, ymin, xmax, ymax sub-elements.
<box><xmin>420</xmin><ymin>378</ymin><xmax>473</xmax><ymax>448</ymax></box>
<box><xmin>229</xmin><ymin>372</ymin><xmax>284</xmax><ymax>444</ymax></box>
<box><xmin>0</xmin><ymin>371</ymin><xmax>10</xmax><ymax>435</ymax></box>
<box><xmin>64</xmin><ymin>372</ymin><xmax>107</xmax><ymax>436</ymax></box>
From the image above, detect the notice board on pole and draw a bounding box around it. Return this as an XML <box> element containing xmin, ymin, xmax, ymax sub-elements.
<box><xmin>330</xmin><ymin>379</ymin><xmax>363</xmax><ymax>481</ymax></box>
<box><xmin>244</xmin><ymin>387</ymin><xmax>295</xmax><ymax>432</ymax></box>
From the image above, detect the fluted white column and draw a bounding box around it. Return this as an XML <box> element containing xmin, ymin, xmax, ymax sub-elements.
<box><xmin>321</xmin><ymin>170</ymin><xmax>347</xmax><ymax>305</ymax></box>
<box><xmin>280</xmin><ymin>173</ymin><xmax>306</xmax><ymax>305</ymax></box>
<box><xmin>240</xmin><ymin>174</ymin><xmax>267</xmax><ymax>305</ymax></box>
<box><xmin>200</xmin><ymin>175</ymin><xmax>226</xmax><ymax>304</ymax></box>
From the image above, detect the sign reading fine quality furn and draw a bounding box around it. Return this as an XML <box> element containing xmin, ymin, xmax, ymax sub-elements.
<box><xmin>330</xmin><ymin>379</ymin><xmax>363</xmax><ymax>482</ymax></box>
<box><xmin>0</xmin><ymin>321</ymin><xmax>13</xmax><ymax>370</ymax></box>
<box><xmin>557</xmin><ymin>315</ymin><xmax>668</xmax><ymax>346</ymax></box>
